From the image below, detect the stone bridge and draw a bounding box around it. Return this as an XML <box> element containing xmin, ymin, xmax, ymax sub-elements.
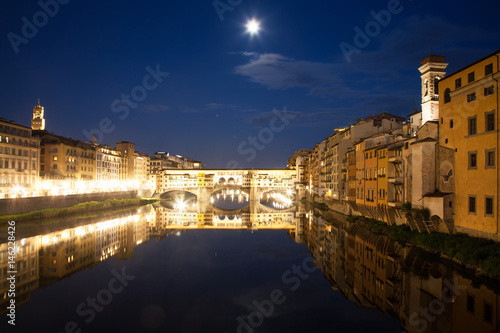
<box><xmin>154</xmin><ymin>169</ymin><xmax>297</xmax><ymax>213</ymax></box>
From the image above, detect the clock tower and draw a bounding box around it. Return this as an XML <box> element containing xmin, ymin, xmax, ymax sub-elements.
<box><xmin>418</xmin><ymin>55</ymin><xmax>448</xmax><ymax>125</ymax></box>
<box><xmin>31</xmin><ymin>99</ymin><xmax>46</xmax><ymax>130</ymax></box>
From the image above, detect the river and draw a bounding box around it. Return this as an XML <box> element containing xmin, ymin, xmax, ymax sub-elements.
<box><xmin>0</xmin><ymin>194</ymin><xmax>498</xmax><ymax>332</ymax></box>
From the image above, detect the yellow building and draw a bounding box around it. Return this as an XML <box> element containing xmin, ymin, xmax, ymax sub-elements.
<box><xmin>439</xmin><ymin>49</ymin><xmax>499</xmax><ymax>240</ymax></box>
<box><xmin>116</xmin><ymin>141</ymin><xmax>135</xmax><ymax>181</ymax></box>
<box><xmin>355</xmin><ymin>141</ymin><xmax>365</xmax><ymax>206</ymax></box>
<box><xmin>377</xmin><ymin>145</ymin><xmax>389</xmax><ymax>208</ymax></box>
<box><xmin>347</xmin><ymin>147</ymin><xmax>356</xmax><ymax>203</ymax></box>
<box><xmin>38</xmin><ymin>132</ymin><xmax>96</xmax><ymax>181</ymax></box>
<box><xmin>364</xmin><ymin>146</ymin><xmax>378</xmax><ymax>208</ymax></box>
<box><xmin>0</xmin><ymin>118</ymin><xmax>41</xmax><ymax>197</ymax></box>
<box><xmin>95</xmin><ymin>144</ymin><xmax>121</xmax><ymax>181</ymax></box>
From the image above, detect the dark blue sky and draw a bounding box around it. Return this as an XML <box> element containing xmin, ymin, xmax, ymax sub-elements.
<box><xmin>2</xmin><ymin>0</ymin><xmax>499</xmax><ymax>168</ymax></box>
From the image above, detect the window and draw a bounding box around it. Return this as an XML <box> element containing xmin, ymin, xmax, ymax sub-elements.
<box><xmin>485</xmin><ymin>149</ymin><xmax>495</xmax><ymax>168</ymax></box>
<box><xmin>485</xmin><ymin>63</ymin><xmax>493</xmax><ymax>76</ymax></box>
<box><xmin>484</xmin><ymin>302</ymin><xmax>493</xmax><ymax>323</ymax></box>
<box><xmin>455</xmin><ymin>78</ymin><xmax>462</xmax><ymax>89</ymax></box>
<box><xmin>468</xmin><ymin>116</ymin><xmax>477</xmax><ymax>135</ymax></box>
<box><xmin>485</xmin><ymin>112</ymin><xmax>495</xmax><ymax>131</ymax></box>
<box><xmin>449</xmin><ymin>119</ymin><xmax>454</xmax><ymax>128</ymax></box>
<box><xmin>467</xmin><ymin>92</ymin><xmax>476</xmax><ymax>102</ymax></box>
<box><xmin>485</xmin><ymin>196</ymin><xmax>494</xmax><ymax>217</ymax></box>
<box><xmin>468</xmin><ymin>196</ymin><xmax>476</xmax><ymax>214</ymax></box>
<box><xmin>466</xmin><ymin>294</ymin><xmax>475</xmax><ymax>313</ymax></box>
<box><xmin>468</xmin><ymin>151</ymin><xmax>477</xmax><ymax>169</ymax></box>
<box><xmin>468</xmin><ymin>72</ymin><xmax>475</xmax><ymax>83</ymax></box>
<box><xmin>484</xmin><ymin>86</ymin><xmax>494</xmax><ymax>96</ymax></box>
<box><xmin>444</xmin><ymin>88</ymin><xmax>451</xmax><ymax>103</ymax></box>
<box><xmin>52</xmin><ymin>164</ymin><xmax>57</xmax><ymax>170</ymax></box>
<box><xmin>53</xmin><ymin>156</ymin><xmax>58</xmax><ymax>161</ymax></box>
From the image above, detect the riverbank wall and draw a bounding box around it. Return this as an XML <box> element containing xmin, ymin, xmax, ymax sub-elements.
<box><xmin>0</xmin><ymin>190</ymin><xmax>139</xmax><ymax>216</ymax></box>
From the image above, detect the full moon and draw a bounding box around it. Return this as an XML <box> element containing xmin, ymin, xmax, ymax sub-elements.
<box><xmin>246</xmin><ymin>19</ymin><xmax>260</xmax><ymax>35</ymax></box>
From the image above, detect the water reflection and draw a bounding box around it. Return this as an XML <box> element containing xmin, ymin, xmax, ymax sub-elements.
<box><xmin>260</xmin><ymin>190</ymin><xmax>295</xmax><ymax>210</ymax></box>
<box><xmin>298</xmin><ymin>209</ymin><xmax>500</xmax><ymax>333</ymax></box>
<box><xmin>211</xmin><ymin>189</ymin><xmax>249</xmax><ymax>210</ymax></box>
<box><xmin>0</xmin><ymin>202</ymin><xmax>499</xmax><ymax>333</ymax></box>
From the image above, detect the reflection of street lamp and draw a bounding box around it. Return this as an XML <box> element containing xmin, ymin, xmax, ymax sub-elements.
<box><xmin>174</xmin><ymin>199</ymin><xmax>186</xmax><ymax>211</ymax></box>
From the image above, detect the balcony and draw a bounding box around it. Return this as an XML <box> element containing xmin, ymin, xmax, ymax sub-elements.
<box><xmin>388</xmin><ymin>177</ymin><xmax>403</xmax><ymax>184</ymax></box>
<box><xmin>388</xmin><ymin>156</ymin><xmax>402</xmax><ymax>163</ymax></box>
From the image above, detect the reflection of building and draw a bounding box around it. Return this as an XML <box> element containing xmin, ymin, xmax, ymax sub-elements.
<box><xmin>38</xmin><ymin>226</ymin><xmax>96</xmax><ymax>285</ymax></box>
<box><xmin>0</xmin><ymin>237</ymin><xmax>40</xmax><ymax>313</ymax></box>
<box><xmin>301</xmin><ymin>206</ymin><xmax>499</xmax><ymax>333</ymax></box>
<box><xmin>0</xmin><ymin>207</ymin><xmax>153</xmax><ymax>315</ymax></box>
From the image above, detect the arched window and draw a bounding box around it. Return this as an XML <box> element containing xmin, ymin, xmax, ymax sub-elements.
<box><xmin>444</xmin><ymin>88</ymin><xmax>451</xmax><ymax>103</ymax></box>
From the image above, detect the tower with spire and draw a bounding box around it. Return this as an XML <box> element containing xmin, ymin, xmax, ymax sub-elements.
<box><xmin>418</xmin><ymin>55</ymin><xmax>449</xmax><ymax>125</ymax></box>
<box><xmin>31</xmin><ymin>99</ymin><xmax>46</xmax><ymax>130</ymax></box>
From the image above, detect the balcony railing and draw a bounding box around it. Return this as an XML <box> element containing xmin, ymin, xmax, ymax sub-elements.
<box><xmin>388</xmin><ymin>156</ymin><xmax>402</xmax><ymax>163</ymax></box>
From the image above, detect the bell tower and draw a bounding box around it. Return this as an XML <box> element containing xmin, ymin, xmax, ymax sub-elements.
<box><xmin>31</xmin><ymin>99</ymin><xmax>46</xmax><ymax>130</ymax></box>
<box><xmin>418</xmin><ymin>55</ymin><xmax>448</xmax><ymax>125</ymax></box>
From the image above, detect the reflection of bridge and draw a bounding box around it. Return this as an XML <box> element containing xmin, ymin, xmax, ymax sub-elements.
<box><xmin>154</xmin><ymin>169</ymin><xmax>297</xmax><ymax>214</ymax></box>
<box><xmin>152</xmin><ymin>204</ymin><xmax>298</xmax><ymax>230</ymax></box>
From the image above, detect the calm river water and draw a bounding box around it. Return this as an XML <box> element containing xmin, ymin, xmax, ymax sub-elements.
<box><xmin>0</xmin><ymin>197</ymin><xmax>499</xmax><ymax>333</ymax></box>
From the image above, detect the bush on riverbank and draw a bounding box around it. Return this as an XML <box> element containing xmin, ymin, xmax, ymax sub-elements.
<box><xmin>0</xmin><ymin>198</ymin><xmax>159</xmax><ymax>224</ymax></box>
<box><xmin>347</xmin><ymin>215</ymin><xmax>500</xmax><ymax>277</ymax></box>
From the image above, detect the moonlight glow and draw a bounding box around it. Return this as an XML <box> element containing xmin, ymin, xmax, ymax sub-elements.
<box><xmin>246</xmin><ymin>19</ymin><xmax>260</xmax><ymax>35</ymax></box>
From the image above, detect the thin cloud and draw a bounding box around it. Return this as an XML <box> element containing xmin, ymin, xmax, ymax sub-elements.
<box><xmin>234</xmin><ymin>53</ymin><xmax>349</xmax><ymax>95</ymax></box>
<box><xmin>139</xmin><ymin>104</ymin><xmax>170</xmax><ymax>113</ymax></box>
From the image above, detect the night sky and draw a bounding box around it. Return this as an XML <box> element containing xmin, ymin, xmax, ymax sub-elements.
<box><xmin>2</xmin><ymin>0</ymin><xmax>500</xmax><ymax>168</ymax></box>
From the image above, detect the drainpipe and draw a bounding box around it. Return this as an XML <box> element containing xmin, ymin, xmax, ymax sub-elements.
<box><xmin>494</xmin><ymin>54</ymin><xmax>499</xmax><ymax>235</ymax></box>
